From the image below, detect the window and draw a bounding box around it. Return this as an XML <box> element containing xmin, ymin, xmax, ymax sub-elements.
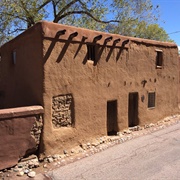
<box><xmin>87</xmin><ymin>44</ymin><xmax>96</xmax><ymax>62</ymax></box>
<box><xmin>156</xmin><ymin>50</ymin><xmax>163</xmax><ymax>68</ymax></box>
<box><xmin>148</xmin><ymin>92</ymin><xmax>156</xmax><ymax>108</ymax></box>
<box><xmin>12</xmin><ymin>50</ymin><xmax>16</xmax><ymax>65</ymax></box>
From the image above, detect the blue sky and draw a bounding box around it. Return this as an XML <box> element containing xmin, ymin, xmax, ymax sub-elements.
<box><xmin>152</xmin><ymin>0</ymin><xmax>180</xmax><ymax>45</ymax></box>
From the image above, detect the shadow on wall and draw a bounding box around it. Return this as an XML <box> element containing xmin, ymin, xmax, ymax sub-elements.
<box><xmin>43</xmin><ymin>31</ymin><xmax>129</xmax><ymax>66</ymax></box>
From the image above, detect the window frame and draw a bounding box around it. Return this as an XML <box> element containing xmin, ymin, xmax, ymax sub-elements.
<box><xmin>148</xmin><ymin>92</ymin><xmax>156</xmax><ymax>109</ymax></box>
<box><xmin>155</xmin><ymin>49</ymin><xmax>163</xmax><ymax>69</ymax></box>
<box><xmin>87</xmin><ymin>44</ymin><xmax>96</xmax><ymax>63</ymax></box>
<box><xmin>12</xmin><ymin>50</ymin><xmax>17</xmax><ymax>65</ymax></box>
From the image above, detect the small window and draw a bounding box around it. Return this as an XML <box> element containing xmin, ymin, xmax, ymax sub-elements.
<box><xmin>148</xmin><ymin>92</ymin><xmax>155</xmax><ymax>108</ymax></box>
<box><xmin>156</xmin><ymin>50</ymin><xmax>163</xmax><ymax>68</ymax></box>
<box><xmin>87</xmin><ymin>44</ymin><xmax>96</xmax><ymax>61</ymax></box>
<box><xmin>12</xmin><ymin>50</ymin><xmax>16</xmax><ymax>65</ymax></box>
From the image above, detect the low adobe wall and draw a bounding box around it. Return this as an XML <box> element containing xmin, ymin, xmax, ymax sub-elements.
<box><xmin>0</xmin><ymin>106</ymin><xmax>44</xmax><ymax>170</ymax></box>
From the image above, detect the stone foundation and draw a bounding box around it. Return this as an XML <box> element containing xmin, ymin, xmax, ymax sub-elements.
<box><xmin>30</xmin><ymin>115</ymin><xmax>43</xmax><ymax>151</ymax></box>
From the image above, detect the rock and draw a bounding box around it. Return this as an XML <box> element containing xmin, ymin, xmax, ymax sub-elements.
<box><xmin>24</xmin><ymin>169</ymin><xmax>30</xmax><ymax>174</ymax></box>
<box><xmin>28</xmin><ymin>171</ymin><xmax>36</xmax><ymax>178</ymax></box>
<box><xmin>34</xmin><ymin>161</ymin><xmax>40</xmax><ymax>168</ymax></box>
<box><xmin>149</xmin><ymin>123</ymin><xmax>155</xmax><ymax>127</ymax></box>
<box><xmin>63</xmin><ymin>150</ymin><xmax>68</xmax><ymax>154</ymax></box>
<box><xmin>137</xmin><ymin>126</ymin><xmax>143</xmax><ymax>130</ymax></box>
<box><xmin>110</xmin><ymin>136</ymin><xmax>120</xmax><ymax>141</ymax></box>
<box><xmin>13</xmin><ymin>168</ymin><xmax>22</xmax><ymax>172</ymax></box>
<box><xmin>164</xmin><ymin>118</ymin><xmax>170</xmax><ymax>122</ymax></box>
<box><xmin>52</xmin><ymin>154</ymin><xmax>61</xmax><ymax>160</ymax></box>
<box><xmin>129</xmin><ymin>127</ymin><xmax>135</xmax><ymax>131</ymax></box>
<box><xmin>99</xmin><ymin>137</ymin><xmax>105</xmax><ymax>144</ymax></box>
<box><xmin>20</xmin><ymin>154</ymin><xmax>38</xmax><ymax>162</ymax></box>
<box><xmin>17</xmin><ymin>171</ymin><xmax>24</xmax><ymax>176</ymax></box>
<box><xmin>91</xmin><ymin>140</ymin><xmax>99</xmax><ymax>147</ymax></box>
<box><xmin>71</xmin><ymin>149</ymin><xmax>75</xmax><ymax>154</ymax></box>
<box><xmin>123</xmin><ymin>129</ymin><xmax>132</xmax><ymax>134</ymax></box>
<box><xmin>144</xmin><ymin>124</ymin><xmax>149</xmax><ymax>129</ymax></box>
<box><xmin>17</xmin><ymin>164</ymin><xmax>24</xmax><ymax>168</ymax></box>
<box><xmin>28</xmin><ymin>161</ymin><xmax>35</xmax><ymax>168</ymax></box>
<box><xmin>47</xmin><ymin>157</ymin><xmax>54</xmax><ymax>163</ymax></box>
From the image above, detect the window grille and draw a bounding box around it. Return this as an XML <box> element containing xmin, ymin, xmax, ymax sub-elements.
<box><xmin>148</xmin><ymin>92</ymin><xmax>155</xmax><ymax>108</ymax></box>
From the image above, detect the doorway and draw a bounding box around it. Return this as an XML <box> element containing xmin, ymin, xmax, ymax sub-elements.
<box><xmin>128</xmin><ymin>92</ymin><xmax>139</xmax><ymax>127</ymax></box>
<box><xmin>107</xmin><ymin>100</ymin><xmax>118</xmax><ymax>135</ymax></box>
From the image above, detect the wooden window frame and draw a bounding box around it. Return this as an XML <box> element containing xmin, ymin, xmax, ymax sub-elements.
<box><xmin>155</xmin><ymin>49</ymin><xmax>163</xmax><ymax>69</ymax></box>
<box><xmin>148</xmin><ymin>92</ymin><xmax>156</xmax><ymax>108</ymax></box>
<box><xmin>87</xmin><ymin>44</ymin><xmax>96</xmax><ymax>62</ymax></box>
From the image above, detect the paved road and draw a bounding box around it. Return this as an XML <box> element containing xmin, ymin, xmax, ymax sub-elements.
<box><xmin>45</xmin><ymin>123</ymin><xmax>180</xmax><ymax>180</ymax></box>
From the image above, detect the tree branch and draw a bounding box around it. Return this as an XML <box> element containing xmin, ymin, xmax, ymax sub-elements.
<box><xmin>19</xmin><ymin>0</ymin><xmax>35</xmax><ymax>27</ymax></box>
<box><xmin>54</xmin><ymin>0</ymin><xmax>79</xmax><ymax>22</ymax></box>
<box><xmin>2</xmin><ymin>12</ymin><xmax>27</xmax><ymax>22</ymax></box>
<box><xmin>37</xmin><ymin>0</ymin><xmax>51</xmax><ymax>12</ymax></box>
<box><xmin>52</xmin><ymin>0</ymin><xmax>57</xmax><ymax>19</ymax></box>
<box><xmin>53</xmin><ymin>10</ymin><xmax>121</xmax><ymax>23</ymax></box>
<box><xmin>8</xmin><ymin>28</ymin><xmax>26</xmax><ymax>34</ymax></box>
<box><xmin>78</xmin><ymin>0</ymin><xmax>89</xmax><ymax>11</ymax></box>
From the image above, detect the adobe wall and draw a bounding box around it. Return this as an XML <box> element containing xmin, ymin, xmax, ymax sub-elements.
<box><xmin>41</xmin><ymin>22</ymin><xmax>179</xmax><ymax>156</ymax></box>
<box><xmin>0</xmin><ymin>106</ymin><xmax>44</xmax><ymax>170</ymax></box>
<box><xmin>179</xmin><ymin>56</ymin><xmax>180</xmax><ymax>107</ymax></box>
<box><xmin>0</xmin><ymin>23</ymin><xmax>44</xmax><ymax>109</ymax></box>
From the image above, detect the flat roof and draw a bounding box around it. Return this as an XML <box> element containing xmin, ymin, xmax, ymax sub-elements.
<box><xmin>1</xmin><ymin>21</ymin><xmax>178</xmax><ymax>49</ymax></box>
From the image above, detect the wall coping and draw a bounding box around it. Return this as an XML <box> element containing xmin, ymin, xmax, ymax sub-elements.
<box><xmin>1</xmin><ymin>21</ymin><xmax>177</xmax><ymax>50</ymax></box>
<box><xmin>40</xmin><ymin>21</ymin><xmax>177</xmax><ymax>48</ymax></box>
<box><xmin>0</xmin><ymin>106</ymin><xmax>44</xmax><ymax>119</ymax></box>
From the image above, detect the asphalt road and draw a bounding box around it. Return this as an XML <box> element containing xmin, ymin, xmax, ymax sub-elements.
<box><xmin>45</xmin><ymin>123</ymin><xmax>180</xmax><ymax>180</ymax></box>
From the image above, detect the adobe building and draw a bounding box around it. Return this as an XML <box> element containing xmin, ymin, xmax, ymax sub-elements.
<box><xmin>179</xmin><ymin>55</ymin><xmax>180</xmax><ymax>107</ymax></box>
<box><xmin>0</xmin><ymin>21</ymin><xmax>179</xmax><ymax>157</ymax></box>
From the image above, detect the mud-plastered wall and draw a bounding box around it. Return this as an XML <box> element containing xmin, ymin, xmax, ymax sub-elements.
<box><xmin>0</xmin><ymin>23</ymin><xmax>44</xmax><ymax>108</ymax></box>
<box><xmin>41</xmin><ymin>22</ymin><xmax>179</xmax><ymax>155</ymax></box>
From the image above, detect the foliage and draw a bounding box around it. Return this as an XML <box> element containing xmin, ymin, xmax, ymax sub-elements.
<box><xmin>134</xmin><ymin>22</ymin><xmax>173</xmax><ymax>42</ymax></box>
<box><xmin>0</xmin><ymin>0</ymin><xmax>172</xmax><ymax>45</ymax></box>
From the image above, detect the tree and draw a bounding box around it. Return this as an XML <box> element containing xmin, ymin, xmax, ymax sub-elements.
<box><xmin>133</xmin><ymin>22</ymin><xmax>173</xmax><ymax>41</ymax></box>
<box><xmin>0</xmin><ymin>0</ymin><xmax>171</xmax><ymax>45</ymax></box>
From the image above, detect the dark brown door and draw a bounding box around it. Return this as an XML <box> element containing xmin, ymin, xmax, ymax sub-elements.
<box><xmin>107</xmin><ymin>100</ymin><xmax>118</xmax><ymax>135</ymax></box>
<box><xmin>128</xmin><ymin>92</ymin><xmax>139</xmax><ymax>127</ymax></box>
